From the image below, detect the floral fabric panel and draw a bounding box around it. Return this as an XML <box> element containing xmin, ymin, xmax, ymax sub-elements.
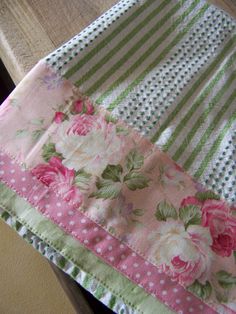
<box><xmin>0</xmin><ymin>61</ymin><xmax>236</xmax><ymax>313</ymax></box>
<box><xmin>0</xmin><ymin>61</ymin><xmax>73</xmax><ymax>165</ymax></box>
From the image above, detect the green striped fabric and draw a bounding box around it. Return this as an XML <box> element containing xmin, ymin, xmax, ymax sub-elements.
<box><xmin>45</xmin><ymin>0</ymin><xmax>236</xmax><ymax>204</ymax></box>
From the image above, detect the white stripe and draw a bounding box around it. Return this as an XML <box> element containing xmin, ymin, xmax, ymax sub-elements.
<box><xmin>108</xmin><ymin>5</ymin><xmax>234</xmax><ymax>137</ymax></box>
<box><xmin>167</xmin><ymin>66</ymin><xmax>236</xmax><ymax>160</ymax></box>
<box><xmin>156</xmin><ymin>44</ymin><xmax>236</xmax><ymax>149</ymax></box>
<box><xmin>187</xmin><ymin>99</ymin><xmax>236</xmax><ymax>175</ymax></box>
<box><xmin>94</xmin><ymin>0</ymin><xmax>206</xmax><ymax>107</ymax></box>
<box><xmin>200</xmin><ymin>129</ymin><xmax>236</xmax><ymax>203</ymax></box>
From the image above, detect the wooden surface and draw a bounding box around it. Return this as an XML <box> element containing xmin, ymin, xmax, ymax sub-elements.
<box><xmin>0</xmin><ymin>0</ymin><xmax>117</xmax><ymax>84</ymax></box>
<box><xmin>0</xmin><ymin>0</ymin><xmax>236</xmax><ymax>84</ymax></box>
<box><xmin>0</xmin><ymin>220</ymin><xmax>76</xmax><ymax>314</ymax></box>
<box><xmin>210</xmin><ymin>0</ymin><xmax>236</xmax><ymax>18</ymax></box>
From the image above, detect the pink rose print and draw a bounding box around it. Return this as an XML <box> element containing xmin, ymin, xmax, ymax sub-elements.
<box><xmin>180</xmin><ymin>196</ymin><xmax>202</xmax><ymax>207</ymax></box>
<box><xmin>154</xmin><ymin>221</ymin><xmax>212</xmax><ymax>286</ymax></box>
<box><xmin>32</xmin><ymin>156</ymin><xmax>83</xmax><ymax>207</ymax></box>
<box><xmin>73</xmin><ymin>99</ymin><xmax>94</xmax><ymax>115</ymax></box>
<box><xmin>55</xmin><ymin>113</ymin><xmax>124</xmax><ymax>174</ymax></box>
<box><xmin>181</xmin><ymin>194</ymin><xmax>236</xmax><ymax>257</ymax></box>
<box><xmin>67</xmin><ymin>114</ymin><xmax>98</xmax><ymax>136</ymax></box>
<box><xmin>86</xmin><ymin>101</ymin><xmax>94</xmax><ymax>115</ymax></box>
<box><xmin>201</xmin><ymin>199</ymin><xmax>236</xmax><ymax>257</ymax></box>
<box><xmin>54</xmin><ymin>112</ymin><xmax>66</xmax><ymax>124</ymax></box>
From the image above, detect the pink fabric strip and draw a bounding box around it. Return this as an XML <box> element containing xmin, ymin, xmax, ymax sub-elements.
<box><xmin>0</xmin><ymin>149</ymin><xmax>217</xmax><ymax>314</ymax></box>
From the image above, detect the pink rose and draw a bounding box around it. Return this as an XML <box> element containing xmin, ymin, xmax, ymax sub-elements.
<box><xmin>181</xmin><ymin>196</ymin><xmax>202</xmax><ymax>207</ymax></box>
<box><xmin>67</xmin><ymin>114</ymin><xmax>106</xmax><ymax>136</ymax></box>
<box><xmin>201</xmin><ymin>200</ymin><xmax>236</xmax><ymax>257</ymax></box>
<box><xmin>54</xmin><ymin>112</ymin><xmax>66</xmax><ymax>124</ymax></box>
<box><xmin>73</xmin><ymin>100</ymin><xmax>83</xmax><ymax>113</ymax></box>
<box><xmin>67</xmin><ymin>114</ymin><xmax>95</xmax><ymax>136</ymax></box>
<box><xmin>173</xmin><ymin>162</ymin><xmax>183</xmax><ymax>172</ymax></box>
<box><xmin>55</xmin><ymin>113</ymin><xmax>124</xmax><ymax>174</ymax></box>
<box><xmin>154</xmin><ymin>221</ymin><xmax>212</xmax><ymax>286</ymax></box>
<box><xmin>73</xmin><ymin>99</ymin><xmax>94</xmax><ymax>115</ymax></box>
<box><xmin>32</xmin><ymin>156</ymin><xmax>83</xmax><ymax>207</ymax></box>
<box><xmin>85</xmin><ymin>101</ymin><xmax>94</xmax><ymax>115</ymax></box>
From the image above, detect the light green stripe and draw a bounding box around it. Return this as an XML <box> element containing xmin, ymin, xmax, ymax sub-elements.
<box><xmin>64</xmin><ymin>0</ymin><xmax>156</xmax><ymax>79</ymax></box>
<box><xmin>71</xmin><ymin>266</ymin><xmax>80</xmax><ymax>279</ymax></box>
<box><xmin>162</xmin><ymin>52</ymin><xmax>236</xmax><ymax>152</ymax></box>
<box><xmin>80</xmin><ymin>0</ymin><xmax>181</xmax><ymax>93</ymax></box>
<box><xmin>109</xmin><ymin>295</ymin><xmax>117</xmax><ymax>310</ymax></box>
<box><xmin>184</xmin><ymin>89</ymin><xmax>236</xmax><ymax>171</ymax></box>
<box><xmin>194</xmin><ymin>110</ymin><xmax>236</xmax><ymax>178</ymax></box>
<box><xmin>75</xmin><ymin>0</ymin><xmax>170</xmax><ymax>88</ymax></box>
<box><xmin>83</xmin><ymin>274</ymin><xmax>92</xmax><ymax>289</ymax></box>
<box><xmin>173</xmin><ymin>70</ymin><xmax>236</xmax><ymax>161</ymax></box>
<box><xmin>94</xmin><ymin>286</ymin><xmax>106</xmax><ymax>299</ymax></box>
<box><xmin>98</xmin><ymin>1</ymin><xmax>207</xmax><ymax>109</ymax></box>
<box><xmin>151</xmin><ymin>36</ymin><xmax>236</xmax><ymax>143</ymax></box>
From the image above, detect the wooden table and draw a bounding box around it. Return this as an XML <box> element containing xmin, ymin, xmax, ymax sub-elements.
<box><xmin>0</xmin><ymin>0</ymin><xmax>235</xmax><ymax>313</ymax></box>
<box><xmin>0</xmin><ymin>0</ymin><xmax>117</xmax><ymax>84</ymax></box>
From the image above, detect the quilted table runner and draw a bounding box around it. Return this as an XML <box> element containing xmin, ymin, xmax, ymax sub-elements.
<box><xmin>0</xmin><ymin>0</ymin><xmax>236</xmax><ymax>313</ymax></box>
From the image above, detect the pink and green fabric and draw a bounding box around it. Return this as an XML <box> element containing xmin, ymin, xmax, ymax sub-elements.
<box><xmin>0</xmin><ymin>0</ymin><xmax>236</xmax><ymax>313</ymax></box>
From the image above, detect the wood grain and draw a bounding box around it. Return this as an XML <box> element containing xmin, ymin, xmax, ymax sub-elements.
<box><xmin>0</xmin><ymin>219</ymin><xmax>76</xmax><ymax>314</ymax></box>
<box><xmin>0</xmin><ymin>0</ymin><xmax>116</xmax><ymax>84</ymax></box>
<box><xmin>210</xmin><ymin>0</ymin><xmax>236</xmax><ymax>18</ymax></box>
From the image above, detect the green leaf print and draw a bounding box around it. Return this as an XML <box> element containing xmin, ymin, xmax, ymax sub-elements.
<box><xmin>124</xmin><ymin>172</ymin><xmax>149</xmax><ymax>190</ymax></box>
<box><xmin>15</xmin><ymin>129</ymin><xmax>28</xmax><ymax>138</ymax></box>
<box><xmin>132</xmin><ymin>209</ymin><xmax>144</xmax><ymax>216</ymax></box>
<box><xmin>90</xmin><ymin>179</ymin><xmax>121</xmax><ymax>199</ymax></box>
<box><xmin>188</xmin><ymin>280</ymin><xmax>212</xmax><ymax>300</ymax></box>
<box><xmin>195</xmin><ymin>191</ymin><xmax>220</xmax><ymax>201</ymax></box>
<box><xmin>31</xmin><ymin>118</ymin><xmax>44</xmax><ymax>126</ymax></box>
<box><xmin>32</xmin><ymin>129</ymin><xmax>45</xmax><ymax>141</ymax></box>
<box><xmin>105</xmin><ymin>114</ymin><xmax>118</xmax><ymax>124</ymax></box>
<box><xmin>42</xmin><ymin>142</ymin><xmax>63</xmax><ymax>162</ymax></box>
<box><xmin>216</xmin><ymin>271</ymin><xmax>236</xmax><ymax>289</ymax></box>
<box><xmin>102</xmin><ymin>164</ymin><xmax>123</xmax><ymax>182</ymax></box>
<box><xmin>74</xmin><ymin>169</ymin><xmax>91</xmax><ymax>190</ymax></box>
<box><xmin>125</xmin><ymin>150</ymin><xmax>144</xmax><ymax>172</ymax></box>
<box><xmin>215</xmin><ymin>290</ymin><xmax>228</xmax><ymax>303</ymax></box>
<box><xmin>155</xmin><ymin>201</ymin><xmax>177</xmax><ymax>221</ymax></box>
<box><xmin>179</xmin><ymin>205</ymin><xmax>201</xmax><ymax>228</ymax></box>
